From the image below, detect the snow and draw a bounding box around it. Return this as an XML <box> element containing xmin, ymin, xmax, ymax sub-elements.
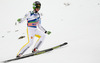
<box><xmin>0</xmin><ymin>0</ymin><xmax>100</xmax><ymax>63</ymax></box>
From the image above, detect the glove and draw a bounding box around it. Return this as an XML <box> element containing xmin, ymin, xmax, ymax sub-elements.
<box><xmin>45</xmin><ymin>31</ymin><xmax>51</xmax><ymax>35</ymax></box>
<box><xmin>17</xmin><ymin>18</ymin><xmax>21</xmax><ymax>23</ymax></box>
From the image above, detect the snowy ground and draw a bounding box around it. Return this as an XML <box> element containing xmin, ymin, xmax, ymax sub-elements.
<box><xmin>0</xmin><ymin>0</ymin><xmax>100</xmax><ymax>63</ymax></box>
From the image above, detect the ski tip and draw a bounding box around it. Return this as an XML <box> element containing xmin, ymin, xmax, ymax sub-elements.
<box><xmin>60</xmin><ymin>42</ymin><xmax>68</xmax><ymax>46</ymax></box>
<box><xmin>64</xmin><ymin>42</ymin><xmax>68</xmax><ymax>45</ymax></box>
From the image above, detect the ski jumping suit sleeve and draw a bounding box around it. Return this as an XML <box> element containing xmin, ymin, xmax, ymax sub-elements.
<box><xmin>38</xmin><ymin>18</ymin><xmax>47</xmax><ymax>33</ymax></box>
<box><xmin>17</xmin><ymin>11</ymin><xmax>46</xmax><ymax>56</ymax></box>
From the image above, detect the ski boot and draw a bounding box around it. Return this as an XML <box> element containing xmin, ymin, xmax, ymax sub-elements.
<box><xmin>32</xmin><ymin>48</ymin><xmax>39</xmax><ymax>54</ymax></box>
<box><xmin>16</xmin><ymin>53</ymin><xmax>22</xmax><ymax>58</ymax></box>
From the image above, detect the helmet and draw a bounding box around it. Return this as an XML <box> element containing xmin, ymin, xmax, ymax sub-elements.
<box><xmin>33</xmin><ymin>1</ymin><xmax>41</xmax><ymax>10</ymax></box>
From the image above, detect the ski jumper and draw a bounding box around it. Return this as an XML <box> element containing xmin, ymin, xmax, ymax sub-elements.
<box><xmin>17</xmin><ymin>11</ymin><xmax>46</xmax><ymax>55</ymax></box>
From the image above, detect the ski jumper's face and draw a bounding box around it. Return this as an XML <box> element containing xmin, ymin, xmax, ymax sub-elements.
<box><xmin>34</xmin><ymin>8</ymin><xmax>40</xmax><ymax>13</ymax></box>
<box><xmin>35</xmin><ymin>8</ymin><xmax>40</xmax><ymax>12</ymax></box>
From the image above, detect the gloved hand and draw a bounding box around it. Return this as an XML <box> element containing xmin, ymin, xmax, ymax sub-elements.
<box><xmin>17</xmin><ymin>18</ymin><xmax>21</xmax><ymax>23</ymax></box>
<box><xmin>46</xmin><ymin>31</ymin><xmax>51</xmax><ymax>35</ymax></box>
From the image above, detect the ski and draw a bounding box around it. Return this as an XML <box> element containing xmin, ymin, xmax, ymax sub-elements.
<box><xmin>2</xmin><ymin>42</ymin><xmax>68</xmax><ymax>63</ymax></box>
